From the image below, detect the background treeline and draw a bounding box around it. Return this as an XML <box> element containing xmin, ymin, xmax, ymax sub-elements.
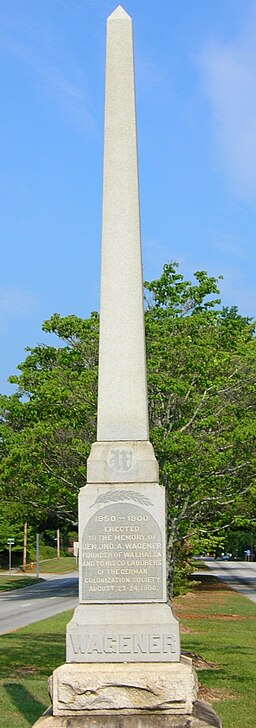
<box><xmin>0</xmin><ymin>264</ymin><xmax>255</xmax><ymax>591</ymax></box>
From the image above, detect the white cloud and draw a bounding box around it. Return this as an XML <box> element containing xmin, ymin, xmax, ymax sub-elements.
<box><xmin>0</xmin><ymin>286</ymin><xmax>35</xmax><ymax>321</ymax></box>
<box><xmin>199</xmin><ymin>4</ymin><xmax>256</xmax><ymax>199</ymax></box>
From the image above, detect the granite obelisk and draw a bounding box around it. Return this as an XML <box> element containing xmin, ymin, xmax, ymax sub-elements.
<box><xmin>32</xmin><ymin>6</ymin><xmax>223</xmax><ymax>726</ymax></box>
<box><xmin>97</xmin><ymin>4</ymin><xmax>148</xmax><ymax>443</ymax></box>
<box><xmin>66</xmin><ymin>4</ymin><xmax>182</xmax><ymax>669</ymax></box>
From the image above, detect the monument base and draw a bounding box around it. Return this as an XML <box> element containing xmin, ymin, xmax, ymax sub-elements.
<box><xmin>49</xmin><ymin>658</ymin><xmax>196</xmax><ymax>716</ymax></box>
<box><xmin>32</xmin><ymin>700</ymin><xmax>222</xmax><ymax>727</ymax></box>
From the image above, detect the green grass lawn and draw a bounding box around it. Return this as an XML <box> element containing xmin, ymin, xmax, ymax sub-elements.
<box><xmin>30</xmin><ymin>556</ymin><xmax>77</xmax><ymax>574</ymax></box>
<box><xmin>0</xmin><ymin>611</ymin><xmax>72</xmax><ymax>727</ymax></box>
<box><xmin>175</xmin><ymin>575</ymin><xmax>256</xmax><ymax>728</ymax></box>
<box><xmin>0</xmin><ymin>576</ymin><xmax>43</xmax><ymax>592</ymax></box>
<box><xmin>0</xmin><ymin>557</ymin><xmax>77</xmax><ymax>591</ymax></box>
<box><xmin>0</xmin><ymin>575</ymin><xmax>255</xmax><ymax>727</ymax></box>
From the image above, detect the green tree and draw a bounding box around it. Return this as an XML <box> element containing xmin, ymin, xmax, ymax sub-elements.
<box><xmin>145</xmin><ymin>264</ymin><xmax>256</xmax><ymax>590</ymax></box>
<box><xmin>0</xmin><ymin>264</ymin><xmax>255</xmax><ymax>592</ymax></box>
<box><xmin>0</xmin><ymin>313</ymin><xmax>99</xmax><ymax>530</ymax></box>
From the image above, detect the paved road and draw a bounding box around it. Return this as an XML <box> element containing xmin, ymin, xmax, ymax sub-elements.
<box><xmin>1</xmin><ymin>562</ymin><xmax>255</xmax><ymax>636</ymax></box>
<box><xmin>196</xmin><ymin>560</ymin><xmax>256</xmax><ymax>603</ymax></box>
<box><xmin>0</xmin><ymin>572</ymin><xmax>78</xmax><ymax>635</ymax></box>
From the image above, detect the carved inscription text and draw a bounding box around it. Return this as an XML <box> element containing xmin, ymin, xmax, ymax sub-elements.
<box><xmin>70</xmin><ymin>631</ymin><xmax>177</xmax><ymax>656</ymax></box>
<box><xmin>81</xmin><ymin>502</ymin><xmax>163</xmax><ymax>602</ymax></box>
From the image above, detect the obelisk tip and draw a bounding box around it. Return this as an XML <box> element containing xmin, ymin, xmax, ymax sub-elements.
<box><xmin>108</xmin><ymin>5</ymin><xmax>131</xmax><ymax>21</ymax></box>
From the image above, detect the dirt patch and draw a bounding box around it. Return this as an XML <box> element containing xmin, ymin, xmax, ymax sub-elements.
<box><xmin>175</xmin><ymin>597</ymin><xmax>228</xmax><ymax>612</ymax></box>
<box><xmin>198</xmin><ymin>684</ymin><xmax>237</xmax><ymax>702</ymax></box>
<box><xmin>182</xmin><ymin>651</ymin><xmax>220</xmax><ymax>671</ymax></box>
<box><xmin>212</xmin><ymin>614</ymin><xmax>256</xmax><ymax>621</ymax></box>
<box><xmin>15</xmin><ymin>666</ymin><xmax>37</xmax><ymax>674</ymax></box>
<box><xmin>178</xmin><ymin>612</ymin><xmax>256</xmax><ymax>621</ymax></box>
<box><xmin>180</xmin><ymin>625</ymin><xmax>197</xmax><ymax>634</ymax></box>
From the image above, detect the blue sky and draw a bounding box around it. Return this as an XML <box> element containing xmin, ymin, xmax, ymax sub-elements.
<box><xmin>1</xmin><ymin>0</ymin><xmax>256</xmax><ymax>394</ymax></box>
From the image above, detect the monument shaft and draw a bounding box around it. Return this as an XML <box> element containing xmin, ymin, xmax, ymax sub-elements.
<box><xmin>97</xmin><ymin>6</ymin><xmax>148</xmax><ymax>442</ymax></box>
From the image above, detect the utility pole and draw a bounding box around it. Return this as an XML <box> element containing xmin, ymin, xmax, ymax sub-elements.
<box><xmin>57</xmin><ymin>528</ymin><xmax>60</xmax><ymax>559</ymax></box>
<box><xmin>23</xmin><ymin>522</ymin><xmax>27</xmax><ymax>572</ymax></box>
<box><xmin>36</xmin><ymin>533</ymin><xmax>40</xmax><ymax>577</ymax></box>
<box><xmin>7</xmin><ymin>538</ymin><xmax>15</xmax><ymax>574</ymax></box>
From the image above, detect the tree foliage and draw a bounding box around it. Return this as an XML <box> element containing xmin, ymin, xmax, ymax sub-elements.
<box><xmin>145</xmin><ymin>264</ymin><xmax>256</xmax><ymax>587</ymax></box>
<box><xmin>0</xmin><ymin>313</ymin><xmax>99</xmax><ymax>529</ymax></box>
<box><xmin>0</xmin><ymin>264</ymin><xmax>255</xmax><ymax>589</ymax></box>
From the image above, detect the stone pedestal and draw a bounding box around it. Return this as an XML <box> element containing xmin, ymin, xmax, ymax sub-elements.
<box><xmin>33</xmin><ymin>658</ymin><xmax>223</xmax><ymax>728</ymax></box>
<box><xmin>67</xmin><ymin>603</ymin><xmax>180</xmax><ymax>663</ymax></box>
<box><xmin>50</xmin><ymin>658</ymin><xmax>196</xmax><ymax>715</ymax></box>
<box><xmin>32</xmin><ymin>655</ymin><xmax>222</xmax><ymax>728</ymax></box>
<box><xmin>68</xmin><ymin>434</ymin><xmax>180</xmax><ymax>664</ymax></box>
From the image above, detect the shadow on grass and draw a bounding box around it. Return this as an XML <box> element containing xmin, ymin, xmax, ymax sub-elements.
<box><xmin>0</xmin><ymin>632</ymin><xmax>66</xmax><ymax>679</ymax></box>
<box><xmin>190</xmin><ymin>574</ymin><xmax>231</xmax><ymax>591</ymax></box>
<box><xmin>4</xmin><ymin>682</ymin><xmax>47</xmax><ymax>725</ymax></box>
<box><xmin>0</xmin><ymin>577</ymin><xmax>44</xmax><ymax>593</ymax></box>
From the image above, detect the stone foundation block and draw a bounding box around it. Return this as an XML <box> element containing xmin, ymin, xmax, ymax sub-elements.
<box><xmin>33</xmin><ymin>699</ymin><xmax>222</xmax><ymax>727</ymax></box>
<box><xmin>49</xmin><ymin>658</ymin><xmax>197</xmax><ymax>716</ymax></box>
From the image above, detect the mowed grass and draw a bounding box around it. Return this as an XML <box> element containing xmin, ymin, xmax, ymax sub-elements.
<box><xmin>30</xmin><ymin>556</ymin><xmax>77</xmax><ymax>574</ymax></box>
<box><xmin>174</xmin><ymin>575</ymin><xmax>256</xmax><ymax>728</ymax></box>
<box><xmin>0</xmin><ymin>576</ymin><xmax>43</xmax><ymax>592</ymax></box>
<box><xmin>0</xmin><ymin>611</ymin><xmax>73</xmax><ymax>727</ymax></box>
<box><xmin>0</xmin><ymin>557</ymin><xmax>77</xmax><ymax>591</ymax></box>
<box><xmin>0</xmin><ymin>575</ymin><xmax>255</xmax><ymax>727</ymax></box>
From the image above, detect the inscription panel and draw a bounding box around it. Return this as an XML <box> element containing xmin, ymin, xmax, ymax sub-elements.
<box><xmin>67</xmin><ymin>626</ymin><xmax>178</xmax><ymax>662</ymax></box>
<box><xmin>81</xmin><ymin>501</ymin><xmax>163</xmax><ymax>602</ymax></box>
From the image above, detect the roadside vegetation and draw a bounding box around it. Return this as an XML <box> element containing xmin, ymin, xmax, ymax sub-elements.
<box><xmin>0</xmin><ymin>575</ymin><xmax>255</xmax><ymax>727</ymax></box>
<box><xmin>0</xmin><ymin>556</ymin><xmax>77</xmax><ymax>592</ymax></box>
<box><xmin>175</xmin><ymin>575</ymin><xmax>256</xmax><ymax>728</ymax></box>
<box><xmin>30</xmin><ymin>556</ymin><xmax>77</xmax><ymax>574</ymax></box>
<box><xmin>0</xmin><ymin>576</ymin><xmax>42</xmax><ymax>592</ymax></box>
<box><xmin>1</xmin><ymin>263</ymin><xmax>255</xmax><ymax>591</ymax></box>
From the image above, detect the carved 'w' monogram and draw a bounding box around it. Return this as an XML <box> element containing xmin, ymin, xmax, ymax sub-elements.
<box><xmin>108</xmin><ymin>448</ymin><xmax>134</xmax><ymax>472</ymax></box>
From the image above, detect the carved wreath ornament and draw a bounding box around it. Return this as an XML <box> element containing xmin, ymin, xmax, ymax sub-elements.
<box><xmin>90</xmin><ymin>490</ymin><xmax>153</xmax><ymax>508</ymax></box>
